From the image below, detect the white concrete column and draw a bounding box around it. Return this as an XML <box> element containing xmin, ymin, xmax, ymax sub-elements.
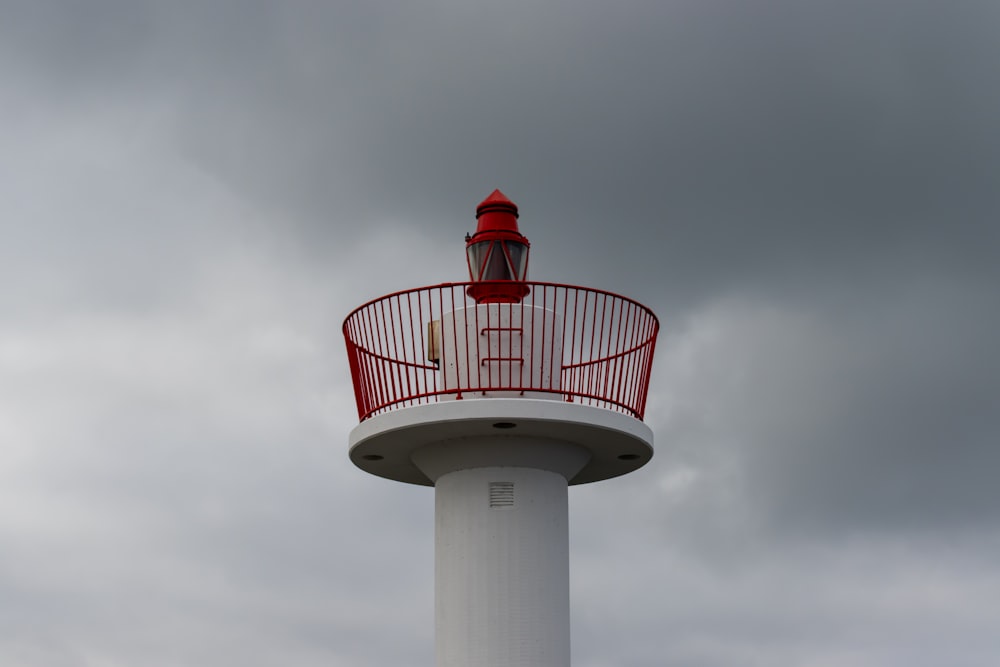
<box><xmin>435</xmin><ymin>467</ymin><xmax>569</xmax><ymax>667</ymax></box>
<box><xmin>413</xmin><ymin>440</ymin><xmax>589</xmax><ymax>667</ymax></box>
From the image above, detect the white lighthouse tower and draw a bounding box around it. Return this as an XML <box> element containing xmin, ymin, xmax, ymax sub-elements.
<box><xmin>343</xmin><ymin>190</ymin><xmax>659</xmax><ymax>667</ymax></box>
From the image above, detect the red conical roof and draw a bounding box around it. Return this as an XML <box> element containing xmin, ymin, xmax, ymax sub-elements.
<box><xmin>474</xmin><ymin>189</ymin><xmax>520</xmax><ymax>234</ymax></box>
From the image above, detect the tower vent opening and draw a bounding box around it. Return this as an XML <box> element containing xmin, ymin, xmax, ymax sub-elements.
<box><xmin>489</xmin><ymin>482</ymin><xmax>515</xmax><ymax>508</ymax></box>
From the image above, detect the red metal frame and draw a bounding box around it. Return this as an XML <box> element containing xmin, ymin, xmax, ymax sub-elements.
<box><xmin>343</xmin><ymin>281</ymin><xmax>659</xmax><ymax>422</ymax></box>
<box><xmin>465</xmin><ymin>189</ymin><xmax>531</xmax><ymax>304</ymax></box>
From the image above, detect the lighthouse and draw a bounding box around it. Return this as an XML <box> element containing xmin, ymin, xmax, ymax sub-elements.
<box><xmin>343</xmin><ymin>190</ymin><xmax>658</xmax><ymax>667</ymax></box>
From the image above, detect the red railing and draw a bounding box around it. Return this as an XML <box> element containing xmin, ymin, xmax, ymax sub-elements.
<box><xmin>343</xmin><ymin>282</ymin><xmax>659</xmax><ymax>422</ymax></box>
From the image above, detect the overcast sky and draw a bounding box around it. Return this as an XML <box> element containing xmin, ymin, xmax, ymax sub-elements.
<box><xmin>2</xmin><ymin>1</ymin><xmax>999</xmax><ymax>665</ymax></box>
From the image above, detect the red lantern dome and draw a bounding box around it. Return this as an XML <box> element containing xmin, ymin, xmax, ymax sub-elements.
<box><xmin>465</xmin><ymin>189</ymin><xmax>530</xmax><ymax>303</ymax></box>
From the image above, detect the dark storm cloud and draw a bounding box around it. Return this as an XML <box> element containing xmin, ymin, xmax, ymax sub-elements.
<box><xmin>647</xmin><ymin>279</ymin><xmax>1000</xmax><ymax>541</ymax></box>
<box><xmin>7</xmin><ymin>0</ymin><xmax>998</xmax><ymax>565</ymax></box>
<box><xmin>137</xmin><ymin>0</ymin><xmax>1000</xmax><ymax>298</ymax></box>
<box><xmin>743</xmin><ymin>279</ymin><xmax>1000</xmax><ymax>536</ymax></box>
<box><xmin>8</xmin><ymin>0</ymin><xmax>997</xmax><ymax>294</ymax></box>
<box><xmin>3</xmin><ymin>1</ymin><xmax>1000</xmax><ymax>665</ymax></box>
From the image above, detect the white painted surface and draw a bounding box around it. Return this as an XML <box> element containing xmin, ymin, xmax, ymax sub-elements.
<box><xmin>348</xmin><ymin>398</ymin><xmax>654</xmax><ymax>667</ymax></box>
<box><xmin>349</xmin><ymin>399</ymin><xmax>653</xmax><ymax>485</ymax></box>
<box><xmin>431</xmin><ymin>465</ymin><xmax>572</xmax><ymax>667</ymax></box>
<box><xmin>411</xmin><ymin>439</ymin><xmax>588</xmax><ymax>667</ymax></box>
<box><xmin>440</xmin><ymin>304</ymin><xmax>562</xmax><ymax>399</ymax></box>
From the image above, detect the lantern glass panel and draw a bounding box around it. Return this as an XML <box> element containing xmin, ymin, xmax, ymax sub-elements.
<box><xmin>505</xmin><ymin>242</ymin><xmax>528</xmax><ymax>280</ymax></box>
<box><xmin>481</xmin><ymin>242</ymin><xmax>513</xmax><ymax>281</ymax></box>
<box><xmin>467</xmin><ymin>241</ymin><xmax>492</xmax><ymax>280</ymax></box>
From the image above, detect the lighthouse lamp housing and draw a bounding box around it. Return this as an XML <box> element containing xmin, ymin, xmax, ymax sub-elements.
<box><xmin>465</xmin><ymin>189</ymin><xmax>531</xmax><ymax>303</ymax></box>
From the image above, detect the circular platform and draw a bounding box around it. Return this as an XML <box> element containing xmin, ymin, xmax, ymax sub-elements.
<box><xmin>348</xmin><ymin>398</ymin><xmax>654</xmax><ymax>486</ymax></box>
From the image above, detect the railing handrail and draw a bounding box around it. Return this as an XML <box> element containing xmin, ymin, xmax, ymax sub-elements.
<box><xmin>343</xmin><ymin>281</ymin><xmax>659</xmax><ymax>422</ymax></box>
<box><xmin>343</xmin><ymin>281</ymin><xmax>659</xmax><ymax>328</ymax></box>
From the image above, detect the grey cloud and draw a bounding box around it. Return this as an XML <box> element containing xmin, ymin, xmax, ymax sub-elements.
<box><xmin>639</xmin><ymin>276</ymin><xmax>1000</xmax><ymax>548</ymax></box>
<box><xmin>11</xmin><ymin>1</ymin><xmax>996</xmax><ymax>297</ymax></box>
<box><xmin>2</xmin><ymin>1</ymin><xmax>999</xmax><ymax>665</ymax></box>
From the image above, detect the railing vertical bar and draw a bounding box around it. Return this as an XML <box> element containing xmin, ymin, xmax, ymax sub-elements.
<box><xmin>380</xmin><ymin>298</ymin><xmax>394</xmax><ymax>412</ymax></box>
<box><xmin>636</xmin><ymin>314</ymin><xmax>656</xmax><ymax>419</ymax></box>
<box><xmin>364</xmin><ymin>309</ymin><xmax>381</xmax><ymax>416</ymax></box>
<box><xmin>471</xmin><ymin>290</ymin><xmax>482</xmax><ymax>392</ymax></box>
<box><xmin>369</xmin><ymin>301</ymin><xmax>385</xmax><ymax>412</ymax></box>
<box><xmin>638</xmin><ymin>311</ymin><xmax>652</xmax><ymax>415</ymax></box>
<box><xmin>590</xmin><ymin>292</ymin><xmax>607</xmax><ymax>406</ymax></box>
<box><xmin>512</xmin><ymin>300</ymin><xmax>519</xmax><ymax>390</ymax></box>
<box><xmin>518</xmin><ymin>288</ymin><xmax>532</xmax><ymax>395</ymax></box>
<box><xmin>436</xmin><ymin>287</ymin><xmax>447</xmax><ymax>394</ymax></box>
<box><xmin>393</xmin><ymin>296</ymin><xmax>409</xmax><ymax>408</ymax></box>
<box><xmin>559</xmin><ymin>287</ymin><xmax>571</xmax><ymax>396</ymax></box>
<box><xmin>629</xmin><ymin>302</ymin><xmax>643</xmax><ymax>414</ymax></box>
<box><xmin>384</xmin><ymin>298</ymin><xmax>403</xmax><ymax>411</ymax></box>
<box><xmin>357</xmin><ymin>308</ymin><xmax>373</xmax><ymax>417</ymax></box>
<box><xmin>451</xmin><ymin>287</ymin><xmax>467</xmax><ymax>398</ymax></box>
<box><xmin>344</xmin><ymin>321</ymin><xmax>363</xmax><ymax>419</ymax></box>
<box><xmin>433</xmin><ymin>289</ymin><xmax>442</xmax><ymax>396</ymax></box>
<box><xmin>583</xmin><ymin>290</ymin><xmax>597</xmax><ymax>405</ymax></box>
<box><xmin>402</xmin><ymin>293</ymin><xmax>416</xmax><ymax>407</ymax></box>
<box><xmin>356</xmin><ymin>317</ymin><xmax>374</xmax><ymax>418</ymax></box>
<box><xmin>600</xmin><ymin>296</ymin><xmax>620</xmax><ymax>408</ymax></box>
<box><xmin>612</xmin><ymin>299</ymin><xmax>627</xmax><ymax>411</ymax></box>
<box><xmin>542</xmin><ymin>285</ymin><xmax>552</xmax><ymax>395</ymax></box>
<box><xmin>416</xmin><ymin>291</ymin><xmax>429</xmax><ymax>403</ymax></box>
<box><xmin>624</xmin><ymin>304</ymin><xmax>641</xmax><ymax>414</ymax></box>
<box><xmin>610</xmin><ymin>298</ymin><xmax>630</xmax><ymax>409</ymax></box>
<box><xmin>544</xmin><ymin>285</ymin><xmax>551</xmax><ymax>392</ymax></box>
<box><xmin>393</xmin><ymin>295</ymin><xmax>413</xmax><ymax>405</ymax></box>
<box><xmin>502</xmin><ymin>302</ymin><xmax>509</xmax><ymax>389</ymax></box>
<box><xmin>607</xmin><ymin>298</ymin><xmax>622</xmax><ymax>410</ymax></box>
<box><xmin>410</xmin><ymin>294</ymin><xmax>421</xmax><ymax>406</ymax></box>
<box><xmin>637</xmin><ymin>310</ymin><xmax>653</xmax><ymax>416</ymax></box>
<box><xmin>631</xmin><ymin>311</ymin><xmax>648</xmax><ymax>418</ymax></box>
<box><xmin>390</xmin><ymin>297</ymin><xmax>404</xmax><ymax>410</ymax></box>
<box><xmin>362</xmin><ymin>305</ymin><xmax>383</xmax><ymax>416</ymax></box>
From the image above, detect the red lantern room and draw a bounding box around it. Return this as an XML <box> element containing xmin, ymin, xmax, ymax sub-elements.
<box><xmin>465</xmin><ymin>189</ymin><xmax>531</xmax><ymax>303</ymax></box>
